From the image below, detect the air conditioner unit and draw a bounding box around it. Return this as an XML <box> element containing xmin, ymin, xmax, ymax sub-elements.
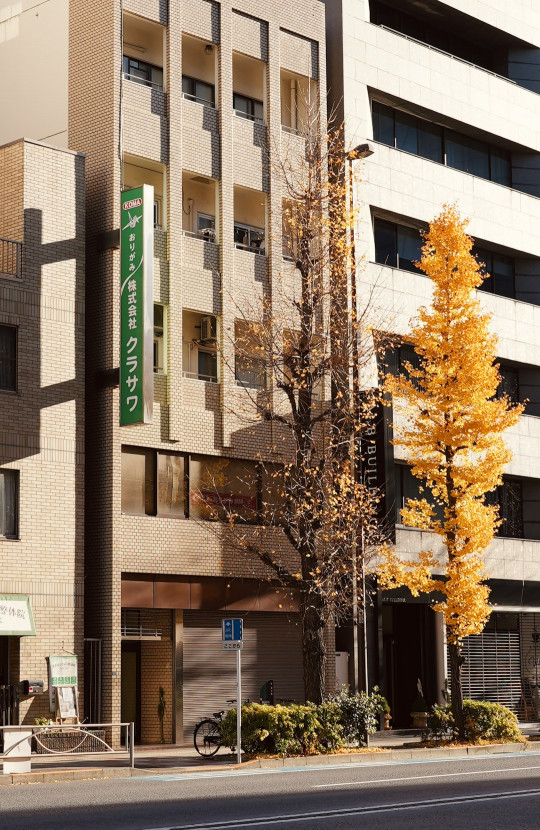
<box><xmin>200</xmin><ymin>315</ymin><xmax>217</xmax><ymax>342</ymax></box>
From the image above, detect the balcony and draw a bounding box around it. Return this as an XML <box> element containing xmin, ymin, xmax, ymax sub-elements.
<box><xmin>0</xmin><ymin>238</ymin><xmax>22</xmax><ymax>279</ymax></box>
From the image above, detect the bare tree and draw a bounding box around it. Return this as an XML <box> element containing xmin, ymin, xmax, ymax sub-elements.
<box><xmin>199</xmin><ymin>104</ymin><xmax>386</xmax><ymax>704</ymax></box>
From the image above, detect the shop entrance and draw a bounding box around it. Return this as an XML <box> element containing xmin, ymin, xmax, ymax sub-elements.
<box><xmin>121</xmin><ymin>642</ymin><xmax>141</xmax><ymax>743</ymax></box>
<box><xmin>382</xmin><ymin>603</ymin><xmax>437</xmax><ymax>727</ymax></box>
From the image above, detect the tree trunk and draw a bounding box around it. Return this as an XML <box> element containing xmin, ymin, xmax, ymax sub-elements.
<box><xmin>448</xmin><ymin>640</ymin><xmax>465</xmax><ymax>740</ymax></box>
<box><xmin>301</xmin><ymin>597</ymin><xmax>326</xmax><ymax>704</ymax></box>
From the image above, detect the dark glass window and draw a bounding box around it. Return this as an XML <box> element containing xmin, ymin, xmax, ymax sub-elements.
<box><xmin>394</xmin><ymin>464</ymin><xmax>444</xmax><ymax>524</ymax></box>
<box><xmin>395</xmin><ymin>110</ymin><xmax>418</xmax><ymax>155</ymax></box>
<box><xmin>369</xmin><ymin>0</ymin><xmax>502</xmax><ymax>76</ymax></box>
<box><xmin>418</xmin><ymin>121</ymin><xmax>443</xmax><ymax>164</ymax></box>
<box><xmin>497</xmin><ymin>364</ymin><xmax>519</xmax><ymax>405</ymax></box>
<box><xmin>374</xmin><ymin>218</ymin><xmax>422</xmax><ymax>272</ymax></box>
<box><xmin>446</xmin><ymin>131</ymin><xmax>490</xmax><ymax>179</ymax></box>
<box><xmin>0</xmin><ymin>470</ymin><xmax>18</xmax><ymax>539</ymax></box>
<box><xmin>233</xmin><ymin>93</ymin><xmax>264</xmax><ymax>122</ymax></box>
<box><xmin>372</xmin><ymin>101</ymin><xmax>394</xmax><ymax>147</ymax></box>
<box><xmin>372</xmin><ymin>101</ymin><xmax>510</xmax><ymax>187</ymax></box>
<box><xmin>123</xmin><ymin>56</ymin><xmax>163</xmax><ymax>88</ymax></box>
<box><xmin>0</xmin><ymin>325</ymin><xmax>16</xmax><ymax>391</ymax></box>
<box><xmin>476</xmin><ymin>248</ymin><xmax>515</xmax><ymax>299</ymax></box>
<box><xmin>182</xmin><ymin>75</ymin><xmax>215</xmax><ymax>107</ymax></box>
<box><xmin>198</xmin><ymin>349</ymin><xmax>217</xmax><ymax>382</ymax></box>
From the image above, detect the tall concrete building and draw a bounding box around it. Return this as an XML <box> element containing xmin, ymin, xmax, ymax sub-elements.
<box><xmin>0</xmin><ymin>138</ymin><xmax>85</xmax><ymax>727</ymax></box>
<box><xmin>326</xmin><ymin>0</ymin><xmax>540</xmax><ymax>724</ymax></box>
<box><xmin>1</xmin><ymin>0</ymin><xmax>328</xmax><ymax>741</ymax></box>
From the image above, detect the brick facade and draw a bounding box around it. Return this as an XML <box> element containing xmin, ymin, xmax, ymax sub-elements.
<box><xmin>65</xmin><ymin>0</ymin><xmax>328</xmax><ymax>742</ymax></box>
<box><xmin>0</xmin><ymin>139</ymin><xmax>85</xmax><ymax>723</ymax></box>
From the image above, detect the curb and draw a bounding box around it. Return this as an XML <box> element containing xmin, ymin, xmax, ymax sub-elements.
<box><xmin>0</xmin><ymin>742</ymin><xmax>532</xmax><ymax>785</ymax></box>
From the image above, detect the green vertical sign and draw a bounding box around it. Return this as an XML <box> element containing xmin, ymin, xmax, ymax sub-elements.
<box><xmin>120</xmin><ymin>185</ymin><xmax>154</xmax><ymax>425</ymax></box>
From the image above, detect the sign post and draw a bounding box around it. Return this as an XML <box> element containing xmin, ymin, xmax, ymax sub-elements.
<box><xmin>222</xmin><ymin>618</ymin><xmax>243</xmax><ymax>764</ymax></box>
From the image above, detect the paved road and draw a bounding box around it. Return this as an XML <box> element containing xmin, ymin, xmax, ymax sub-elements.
<box><xmin>3</xmin><ymin>752</ymin><xmax>540</xmax><ymax>829</ymax></box>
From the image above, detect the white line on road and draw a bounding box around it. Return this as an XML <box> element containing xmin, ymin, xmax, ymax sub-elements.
<box><xmin>312</xmin><ymin>763</ymin><xmax>540</xmax><ymax>788</ymax></box>
<box><xmin>141</xmin><ymin>787</ymin><xmax>540</xmax><ymax>830</ymax></box>
<box><xmin>137</xmin><ymin>750</ymin><xmax>540</xmax><ymax>783</ymax></box>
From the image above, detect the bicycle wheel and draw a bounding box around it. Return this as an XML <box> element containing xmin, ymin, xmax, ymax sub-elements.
<box><xmin>193</xmin><ymin>718</ymin><xmax>221</xmax><ymax>758</ymax></box>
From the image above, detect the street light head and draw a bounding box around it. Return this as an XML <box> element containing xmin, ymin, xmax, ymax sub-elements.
<box><xmin>348</xmin><ymin>142</ymin><xmax>375</xmax><ymax>160</ymax></box>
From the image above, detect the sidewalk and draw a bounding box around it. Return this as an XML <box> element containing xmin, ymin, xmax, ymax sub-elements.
<box><xmin>2</xmin><ymin>726</ymin><xmax>538</xmax><ymax>785</ymax></box>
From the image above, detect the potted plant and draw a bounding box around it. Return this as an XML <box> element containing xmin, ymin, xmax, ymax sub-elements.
<box><xmin>410</xmin><ymin>693</ymin><xmax>429</xmax><ymax>728</ymax></box>
<box><xmin>382</xmin><ymin>698</ymin><xmax>392</xmax><ymax>730</ymax></box>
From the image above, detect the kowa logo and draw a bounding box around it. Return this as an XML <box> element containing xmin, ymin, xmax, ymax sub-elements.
<box><xmin>123</xmin><ymin>198</ymin><xmax>142</xmax><ymax>210</ymax></box>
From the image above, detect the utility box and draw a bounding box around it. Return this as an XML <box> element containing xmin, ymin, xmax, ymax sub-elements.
<box><xmin>21</xmin><ymin>680</ymin><xmax>44</xmax><ymax>695</ymax></box>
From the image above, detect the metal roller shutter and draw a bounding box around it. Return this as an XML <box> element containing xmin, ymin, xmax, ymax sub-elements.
<box><xmin>183</xmin><ymin>611</ymin><xmax>304</xmax><ymax>741</ymax></box>
<box><xmin>460</xmin><ymin>629</ymin><xmax>521</xmax><ymax>714</ymax></box>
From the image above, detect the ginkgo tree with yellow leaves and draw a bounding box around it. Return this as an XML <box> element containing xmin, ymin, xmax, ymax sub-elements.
<box><xmin>378</xmin><ymin>205</ymin><xmax>523</xmax><ymax>740</ymax></box>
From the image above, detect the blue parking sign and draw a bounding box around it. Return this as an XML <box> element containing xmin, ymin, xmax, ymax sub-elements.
<box><xmin>222</xmin><ymin>618</ymin><xmax>243</xmax><ymax>642</ymax></box>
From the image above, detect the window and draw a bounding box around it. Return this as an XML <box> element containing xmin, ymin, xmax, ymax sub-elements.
<box><xmin>374</xmin><ymin>218</ymin><xmax>422</xmax><ymax>273</ymax></box>
<box><xmin>476</xmin><ymin>248</ymin><xmax>515</xmax><ymax>298</ymax></box>
<box><xmin>154</xmin><ymin>304</ymin><xmax>166</xmax><ymax>374</ymax></box>
<box><xmin>123</xmin><ymin>56</ymin><xmax>163</xmax><ymax>89</ymax></box>
<box><xmin>121</xmin><ymin>447</ymin><xmax>155</xmax><ymax>515</ymax></box>
<box><xmin>369</xmin><ymin>0</ymin><xmax>503</xmax><ymax>76</ymax></box>
<box><xmin>157</xmin><ymin>453</ymin><xmax>185</xmax><ymax>517</ymax></box>
<box><xmin>372</xmin><ymin>101</ymin><xmax>511</xmax><ymax>187</ymax></box>
<box><xmin>233</xmin><ymin>93</ymin><xmax>263</xmax><ymax>123</ymax></box>
<box><xmin>487</xmin><ymin>480</ymin><xmax>524</xmax><ymax>539</ymax></box>
<box><xmin>190</xmin><ymin>456</ymin><xmax>259</xmax><ymax>522</ymax></box>
<box><xmin>197</xmin><ymin>213</ymin><xmax>216</xmax><ymax>243</ymax></box>
<box><xmin>0</xmin><ymin>325</ymin><xmax>16</xmax><ymax>391</ymax></box>
<box><xmin>121</xmin><ymin>447</ymin><xmax>186</xmax><ymax>517</ymax></box>
<box><xmin>182</xmin><ymin>75</ymin><xmax>215</xmax><ymax>107</ymax></box>
<box><xmin>234</xmin><ymin>223</ymin><xmax>265</xmax><ymax>254</ymax></box>
<box><xmin>197</xmin><ymin>349</ymin><xmax>217</xmax><ymax>383</ymax></box>
<box><xmin>0</xmin><ymin>470</ymin><xmax>18</xmax><ymax>539</ymax></box>
<box><xmin>497</xmin><ymin>364</ymin><xmax>519</xmax><ymax>405</ymax></box>
<box><xmin>235</xmin><ymin>321</ymin><xmax>266</xmax><ymax>389</ymax></box>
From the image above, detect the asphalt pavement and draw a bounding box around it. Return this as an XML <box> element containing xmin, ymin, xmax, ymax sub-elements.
<box><xmin>2</xmin><ymin>749</ymin><xmax>540</xmax><ymax>829</ymax></box>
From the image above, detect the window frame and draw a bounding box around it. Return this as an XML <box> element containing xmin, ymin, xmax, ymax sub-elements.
<box><xmin>0</xmin><ymin>324</ymin><xmax>17</xmax><ymax>393</ymax></box>
<box><xmin>182</xmin><ymin>74</ymin><xmax>215</xmax><ymax>108</ymax></box>
<box><xmin>372</xmin><ymin>99</ymin><xmax>512</xmax><ymax>188</ymax></box>
<box><xmin>123</xmin><ymin>55</ymin><xmax>163</xmax><ymax>89</ymax></box>
<box><xmin>0</xmin><ymin>469</ymin><xmax>19</xmax><ymax>540</ymax></box>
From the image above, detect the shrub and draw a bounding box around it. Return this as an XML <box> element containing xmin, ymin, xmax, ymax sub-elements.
<box><xmin>219</xmin><ymin>701</ymin><xmax>344</xmax><ymax>757</ymax></box>
<box><xmin>462</xmin><ymin>700</ymin><xmax>522</xmax><ymax>743</ymax></box>
<box><xmin>327</xmin><ymin>686</ymin><xmax>389</xmax><ymax>746</ymax></box>
<box><xmin>426</xmin><ymin>699</ymin><xmax>522</xmax><ymax>744</ymax></box>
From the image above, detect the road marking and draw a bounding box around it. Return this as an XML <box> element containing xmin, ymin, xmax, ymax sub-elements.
<box><xmin>141</xmin><ymin>787</ymin><xmax>540</xmax><ymax>829</ymax></box>
<box><xmin>137</xmin><ymin>750</ymin><xmax>540</xmax><ymax>783</ymax></box>
<box><xmin>312</xmin><ymin>763</ymin><xmax>540</xmax><ymax>788</ymax></box>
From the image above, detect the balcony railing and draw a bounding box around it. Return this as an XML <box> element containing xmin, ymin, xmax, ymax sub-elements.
<box><xmin>0</xmin><ymin>238</ymin><xmax>22</xmax><ymax>279</ymax></box>
<box><xmin>376</xmin><ymin>24</ymin><xmax>517</xmax><ymax>86</ymax></box>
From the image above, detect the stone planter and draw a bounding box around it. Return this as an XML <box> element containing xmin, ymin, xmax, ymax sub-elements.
<box><xmin>33</xmin><ymin>729</ymin><xmax>107</xmax><ymax>754</ymax></box>
<box><xmin>410</xmin><ymin>712</ymin><xmax>428</xmax><ymax>729</ymax></box>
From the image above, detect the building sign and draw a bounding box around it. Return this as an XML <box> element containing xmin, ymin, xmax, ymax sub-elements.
<box><xmin>48</xmin><ymin>654</ymin><xmax>78</xmax><ymax>713</ymax></box>
<box><xmin>360</xmin><ymin>400</ymin><xmax>387</xmax><ymax>518</ymax></box>
<box><xmin>0</xmin><ymin>594</ymin><xmax>35</xmax><ymax>636</ymax></box>
<box><xmin>120</xmin><ymin>185</ymin><xmax>154</xmax><ymax>426</ymax></box>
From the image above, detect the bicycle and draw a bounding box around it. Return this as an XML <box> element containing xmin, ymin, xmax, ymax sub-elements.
<box><xmin>193</xmin><ymin>698</ymin><xmax>249</xmax><ymax>758</ymax></box>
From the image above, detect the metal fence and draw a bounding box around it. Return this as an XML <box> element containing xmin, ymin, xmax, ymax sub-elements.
<box><xmin>0</xmin><ymin>722</ymin><xmax>135</xmax><ymax>771</ymax></box>
<box><xmin>0</xmin><ymin>238</ymin><xmax>22</xmax><ymax>279</ymax></box>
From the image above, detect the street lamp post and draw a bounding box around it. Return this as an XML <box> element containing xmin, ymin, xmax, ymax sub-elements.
<box><xmin>346</xmin><ymin>142</ymin><xmax>374</xmax><ymax>704</ymax></box>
